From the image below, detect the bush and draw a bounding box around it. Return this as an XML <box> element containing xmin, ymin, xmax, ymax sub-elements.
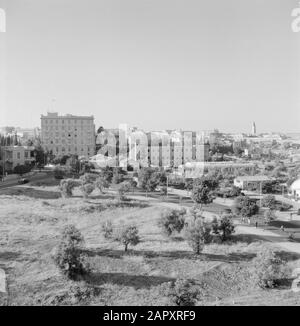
<box><xmin>46</xmin><ymin>281</ymin><xmax>100</xmax><ymax>305</ymax></box>
<box><xmin>252</xmin><ymin>248</ymin><xmax>285</xmax><ymax>288</ymax></box>
<box><xmin>101</xmin><ymin>221</ymin><xmax>114</xmax><ymax>239</ymax></box>
<box><xmin>233</xmin><ymin>195</ymin><xmax>259</xmax><ymax>218</ymax></box>
<box><xmin>81</xmin><ymin>183</ymin><xmax>95</xmax><ymax>199</ymax></box>
<box><xmin>117</xmin><ymin>181</ymin><xmax>131</xmax><ymax>201</ymax></box>
<box><xmin>162</xmin><ymin>279</ymin><xmax>199</xmax><ymax>306</ymax></box>
<box><xmin>59</xmin><ymin>179</ymin><xmax>81</xmax><ymax>197</ymax></box>
<box><xmin>184</xmin><ymin>217</ymin><xmax>212</xmax><ymax>255</ymax></box>
<box><xmin>264</xmin><ymin>209</ymin><xmax>275</xmax><ymax>225</ymax></box>
<box><xmin>95</xmin><ymin>176</ymin><xmax>110</xmax><ymax>193</ymax></box>
<box><xmin>158</xmin><ymin>208</ymin><xmax>186</xmax><ymax>236</ymax></box>
<box><xmin>211</xmin><ymin>214</ymin><xmax>235</xmax><ymax>242</ymax></box>
<box><xmin>80</xmin><ymin>173</ymin><xmax>97</xmax><ymax>185</ymax></box>
<box><xmin>160</xmin><ymin>186</ymin><xmax>168</xmax><ymax>196</ymax></box>
<box><xmin>53</xmin><ymin>225</ymin><xmax>90</xmax><ymax>279</ymax></box>
<box><xmin>191</xmin><ymin>184</ymin><xmax>214</xmax><ymax>207</ymax></box>
<box><xmin>114</xmin><ymin>225</ymin><xmax>140</xmax><ymax>251</ymax></box>
<box><xmin>261</xmin><ymin>195</ymin><xmax>276</xmax><ymax>210</ymax></box>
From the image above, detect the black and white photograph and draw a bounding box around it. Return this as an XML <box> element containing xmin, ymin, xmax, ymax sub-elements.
<box><xmin>1</xmin><ymin>0</ymin><xmax>300</xmax><ymax>310</ymax></box>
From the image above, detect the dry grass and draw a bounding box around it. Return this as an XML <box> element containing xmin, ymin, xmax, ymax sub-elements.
<box><xmin>1</xmin><ymin>185</ymin><xmax>300</xmax><ymax>305</ymax></box>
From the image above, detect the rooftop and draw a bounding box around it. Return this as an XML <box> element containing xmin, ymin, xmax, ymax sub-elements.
<box><xmin>235</xmin><ymin>175</ymin><xmax>273</xmax><ymax>182</ymax></box>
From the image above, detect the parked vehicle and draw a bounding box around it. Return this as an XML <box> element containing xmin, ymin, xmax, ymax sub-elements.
<box><xmin>18</xmin><ymin>178</ymin><xmax>29</xmax><ymax>184</ymax></box>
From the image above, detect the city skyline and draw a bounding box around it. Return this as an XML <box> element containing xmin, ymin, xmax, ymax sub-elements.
<box><xmin>0</xmin><ymin>0</ymin><xmax>300</xmax><ymax>132</ymax></box>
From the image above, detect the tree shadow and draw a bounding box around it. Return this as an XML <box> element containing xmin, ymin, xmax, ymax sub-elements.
<box><xmin>274</xmin><ymin>250</ymin><xmax>300</xmax><ymax>262</ymax></box>
<box><xmin>83</xmin><ymin>248</ymin><xmax>255</xmax><ymax>263</ymax></box>
<box><xmin>0</xmin><ymin>187</ymin><xmax>61</xmax><ymax>199</ymax></box>
<box><xmin>84</xmin><ymin>272</ymin><xmax>175</xmax><ymax>289</ymax></box>
<box><xmin>0</xmin><ymin>251</ymin><xmax>22</xmax><ymax>261</ymax></box>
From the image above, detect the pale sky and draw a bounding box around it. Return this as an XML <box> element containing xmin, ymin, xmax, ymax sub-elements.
<box><xmin>0</xmin><ymin>0</ymin><xmax>300</xmax><ymax>133</ymax></box>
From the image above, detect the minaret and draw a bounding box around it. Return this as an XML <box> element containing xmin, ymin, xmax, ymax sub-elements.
<box><xmin>252</xmin><ymin>122</ymin><xmax>256</xmax><ymax>135</ymax></box>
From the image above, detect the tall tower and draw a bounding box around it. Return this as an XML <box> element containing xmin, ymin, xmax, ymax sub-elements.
<box><xmin>252</xmin><ymin>122</ymin><xmax>256</xmax><ymax>135</ymax></box>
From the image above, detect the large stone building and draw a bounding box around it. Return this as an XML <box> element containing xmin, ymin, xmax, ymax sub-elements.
<box><xmin>41</xmin><ymin>112</ymin><xmax>95</xmax><ymax>158</ymax></box>
<box><xmin>93</xmin><ymin>126</ymin><xmax>210</xmax><ymax>169</ymax></box>
<box><xmin>0</xmin><ymin>146</ymin><xmax>35</xmax><ymax>171</ymax></box>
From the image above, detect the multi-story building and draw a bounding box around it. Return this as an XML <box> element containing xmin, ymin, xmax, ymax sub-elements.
<box><xmin>0</xmin><ymin>146</ymin><xmax>35</xmax><ymax>171</ymax></box>
<box><xmin>41</xmin><ymin>112</ymin><xmax>95</xmax><ymax>158</ymax></box>
<box><xmin>91</xmin><ymin>126</ymin><xmax>210</xmax><ymax>170</ymax></box>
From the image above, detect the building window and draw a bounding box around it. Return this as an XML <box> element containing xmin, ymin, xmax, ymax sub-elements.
<box><xmin>17</xmin><ymin>152</ymin><xmax>20</xmax><ymax>159</ymax></box>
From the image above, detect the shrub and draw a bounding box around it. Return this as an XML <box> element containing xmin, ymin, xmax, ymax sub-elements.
<box><xmin>252</xmin><ymin>248</ymin><xmax>285</xmax><ymax>288</ymax></box>
<box><xmin>233</xmin><ymin>195</ymin><xmax>259</xmax><ymax>218</ymax></box>
<box><xmin>185</xmin><ymin>217</ymin><xmax>212</xmax><ymax>254</ymax></box>
<box><xmin>46</xmin><ymin>282</ymin><xmax>100</xmax><ymax>305</ymax></box>
<box><xmin>191</xmin><ymin>184</ymin><xmax>214</xmax><ymax>207</ymax></box>
<box><xmin>53</xmin><ymin>225</ymin><xmax>90</xmax><ymax>279</ymax></box>
<box><xmin>211</xmin><ymin>214</ymin><xmax>235</xmax><ymax>242</ymax></box>
<box><xmin>138</xmin><ymin>167</ymin><xmax>161</xmax><ymax>192</ymax></box>
<box><xmin>160</xmin><ymin>186</ymin><xmax>168</xmax><ymax>196</ymax></box>
<box><xmin>112</xmin><ymin>168</ymin><xmax>125</xmax><ymax>184</ymax></box>
<box><xmin>114</xmin><ymin>225</ymin><xmax>140</xmax><ymax>252</ymax></box>
<box><xmin>59</xmin><ymin>179</ymin><xmax>81</xmax><ymax>197</ymax></box>
<box><xmin>229</xmin><ymin>185</ymin><xmax>242</xmax><ymax>197</ymax></box>
<box><xmin>162</xmin><ymin>279</ymin><xmax>199</xmax><ymax>306</ymax></box>
<box><xmin>80</xmin><ymin>173</ymin><xmax>98</xmax><ymax>185</ymax></box>
<box><xmin>264</xmin><ymin>209</ymin><xmax>275</xmax><ymax>225</ymax></box>
<box><xmin>117</xmin><ymin>181</ymin><xmax>131</xmax><ymax>201</ymax></box>
<box><xmin>81</xmin><ymin>183</ymin><xmax>95</xmax><ymax>199</ymax></box>
<box><xmin>158</xmin><ymin>208</ymin><xmax>186</xmax><ymax>236</ymax></box>
<box><xmin>95</xmin><ymin>176</ymin><xmax>110</xmax><ymax>193</ymax></box>
<box><xmin>261</xmin><ymin>195</ymin><xmax>276</xmax><ymax>210</ymax></box>
<box><xmin>101</xmin><ymin>221</ymin><xmax>114</xmax><ymax>239</ymax></box>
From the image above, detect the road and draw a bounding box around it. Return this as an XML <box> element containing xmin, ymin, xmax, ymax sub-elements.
<box><xmin>0</xmin><ymin>171</ymin><xmax>53</xmax><ymax>189</ymax></box>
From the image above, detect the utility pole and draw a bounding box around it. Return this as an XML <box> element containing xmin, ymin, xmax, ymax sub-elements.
<box><xmin>166</xmin><ymin>174</ymin><xmax>169</xmax><ymax>198</ymax></box>
<box><xmin>2</xmin><ymin>148</ymin><xmax>5</xmax><ymax>181</ymax></box>
<box><xmin>259</xmin><ymin>181</ymin><xmax>263</xmax><ymax>208</ymax></box>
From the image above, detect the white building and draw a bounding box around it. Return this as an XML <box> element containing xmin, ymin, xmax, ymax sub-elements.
<box><xmin>41</xmin><ymin>112</ymin><xmax>95</xmax><ymax>158</ymax></box>
<box><xmin>289</xmin><ymin>179</ymin><xmax>300</xmax><ymax>201</ymax></box>
<box><xmin>234</xmin><ymin>175</ymin><xmax>273</xmax><ymax>190</ymax></box>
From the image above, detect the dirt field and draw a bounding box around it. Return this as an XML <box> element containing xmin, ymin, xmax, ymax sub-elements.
<box><xmin>1</xmin><ymin>185</ymin><xmax>300</xmax><ymax>306</ymax></box>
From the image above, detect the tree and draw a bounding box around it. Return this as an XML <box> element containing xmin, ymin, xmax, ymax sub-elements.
<box><xmin>211</xmin><ymin>214</ymin><xmax>235</xmax><ymax>242</ymax></box>
<box><xmin>233</xmin><ymin>195</ymin><xmax>259</xmax><ymax>218</ymax></box>
<box><xmin>99</xmin><ymin>166</ymin><xmax>114</xmax><ymax>184</ymax></box>
<box><xmin>80</xmin><ymin>173</ymin><xmax>97</xmax><ymax>185</ymax></box>
<box><xmin>60</xmin><ymin>155</ymin><xmax>70</xmax><ymax>165</ymax></box>
<box><xmin>53</xmin><ymin>225</ymin><xmax>90</xmax><ymax>280</ymax></box>
<box><xmin>101</xmin><ymin>221</ymin><xmax>114</xmax><ymax>239</ymax></box>
<box><xmin>117</xmin><ymin>181</ymin><xmax>131</xmax><ymax>201</ymax></box>
<box><xmin>115</xmin><ymin>225</ymin><xmax>140</xmax><ymax>252</ymax></box>
<box><xmin>261</xmin><ymin>195</ymin><xmax>277</xmax><ymax>210</ymax></box>
<box><xmin>138</xmin><ymin>168</ymin><xmax>161</xmax><ymax>192</ymax></box>
<box><xmin>112</xmin><ymin>168</ymin><xmax>125</xmax><ymax>184</ymax></box>
<box><xmin>81</xmin><ymin>183</ymin><xmax>95</xmax><ymax>199</ymax></box>
<box><xmin>184</xmin><ymin>217</ymin><xmax>212</xmax><ymax>255</ymax></box>
<box><xmin>163</xmin><ymin>279</ymin><xmax>199</xmax><ymax>306</ymax></box>
<box><xmin>191</xmin><ymin>184</ymin><xmax>214</xmax><ymax>209</ymax></box>
<box><xmin>264</xmin><ymin>209</ymin><xmax>275</xmax><ymax>225</ymax></box>
<box><xmin>252</xmin><ymin>248</ymin><xmax>285</xmax><ymax>288</ymax></box>
<box><xmin>97</xmin><ymin>126</ymin><xmax>105</xmax><ymax>134</ymax></box>
<box><xmin>95</xmin><ymin>176</ymin><xmax>110</xmax><ymax>193</ymax></box>
<box><xmin>59</xmin><ymin>179</ymin><xmax>81</xmax><ymax>198</ymax></box>
<box><xmin>160</xmin><ymin>186</ymin><xmax>167</xmax><ymax>196</ymax></box>
<box><xmin>14</xmin><ymin>164</ymin><xmax>31</xmax><ymax>176</ymax></box>
<box><xmin>230</xmin><ymin>185</ymin><xmax>242</xmax><ymax>197</ymax></box>
<box><xmin>158</xmin><ymin>208</ymin><xmax>186</xmax><ymax>236</ymax></box>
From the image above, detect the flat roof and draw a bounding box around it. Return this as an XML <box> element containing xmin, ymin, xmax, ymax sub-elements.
<box><xmin>235</xmin><ymin>176</ymin><xmax>273</xmax><ymax>182</ymax></box>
